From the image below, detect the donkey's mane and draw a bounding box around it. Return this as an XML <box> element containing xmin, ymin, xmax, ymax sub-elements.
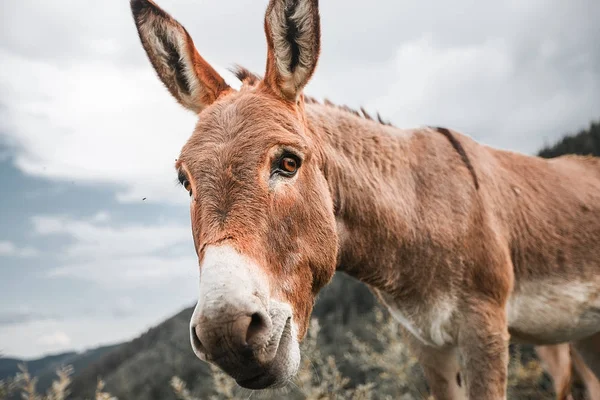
<box><xmin>231</xmin><ymin>66</ymin><xmax>393</xmax><ymax>127</ymax></box>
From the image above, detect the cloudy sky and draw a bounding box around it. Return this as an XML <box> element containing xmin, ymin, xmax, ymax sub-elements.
<box><xmin>1</xmin><ymin>0</ymin><xmax>599</xmax><ymax>359</ymax></box>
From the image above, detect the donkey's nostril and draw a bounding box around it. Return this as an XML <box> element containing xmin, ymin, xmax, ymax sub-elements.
<box><xmin>191</xmin><ymin>308</ymin><xmax>273</xmax><ymax>362</ymax></box>
<box><xmin>245</xmin><ymin>312</ymin><xmax>270</xmax><ymax>345</ymax></box>
<box><xmin>191</xmin><ymin>325</ymin><xmax>205</xmax><ymax>355</ymax></box>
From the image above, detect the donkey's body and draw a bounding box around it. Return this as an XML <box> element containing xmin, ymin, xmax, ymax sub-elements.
<box><xmin>307</xmin><ymin>99</ymin><xmax>600</xmax><ymax>396</ymax></box>
<box><xmin>309</xmin><ymin>101</ymin><xmax>600</xmax><ymax>346</ymax></box>
<box><xmin>130</xmin><ymin>0</ymin><xmax>600</xmax><ymax>398</ymax></box>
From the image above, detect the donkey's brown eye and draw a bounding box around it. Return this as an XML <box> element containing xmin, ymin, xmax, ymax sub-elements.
<box><xmin>272</xmin><ymin>153</ymin><xmax>301</xmax><ymax>178</ymax></box>
<box><xmin>281</xmin><ymin>157</ymin><xmax>298</xmax><ymax>173</ymax></box>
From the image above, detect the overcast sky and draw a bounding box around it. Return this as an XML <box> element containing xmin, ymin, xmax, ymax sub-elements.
<box><xmin>1</xmin><ymin>0</ymin><xmax>599</xmax><ymax>359</ymax></box>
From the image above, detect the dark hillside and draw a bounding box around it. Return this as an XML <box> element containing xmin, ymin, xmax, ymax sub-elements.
<box><xmin>538</xmin><ymin>120</ymin><xmax>600</xmax><ymax>158</ymax></box>
<box><xmin>0</xmin><ymin>352</ymin><xmax>77</xmax><ymax>381</ymax></box>
<box><xmin>0</xmin><ymin>344</ymin><xmax>118</xmax><ymax>399</ymax></box>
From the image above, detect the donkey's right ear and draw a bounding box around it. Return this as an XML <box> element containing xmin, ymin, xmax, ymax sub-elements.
<box><xmin>263</xmin><ymin>0</ymin><xmax>321</xmax><ymax>103</ymax></box>
<box><xmin>130</xmin><ymin>0</ymin><xmax>231</xmax><ymax>113</ymax></box>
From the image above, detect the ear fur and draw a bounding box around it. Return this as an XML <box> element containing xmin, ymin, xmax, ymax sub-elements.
<box><xmin>263</xmin><ymin>0</ymin><xmax>321</xmax><ymax>103</ymax></box>
<box><xmin>130</xmin><ymin>0</ymin><xmax>231</xmax><ymax>113</ymax></box>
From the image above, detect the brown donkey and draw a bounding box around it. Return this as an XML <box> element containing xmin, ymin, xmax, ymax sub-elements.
<box><xmin>536</xmin><ymin>344</ymin><xmax>600</xmax><ymax>400</ymax></box>
<box><xmin>130</xmin><ymin>0</ymin><xmax>600</xmax><ymax>398</ymax></box>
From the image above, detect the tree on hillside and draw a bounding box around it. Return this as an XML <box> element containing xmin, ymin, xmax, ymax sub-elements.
<box><xmin>538</xmin><ymin>120</ymin><xmax>600</xmax><ymax>158</ymax></box>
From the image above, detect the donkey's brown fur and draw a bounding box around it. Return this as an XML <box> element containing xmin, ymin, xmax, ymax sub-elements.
<box><xmin>537</xmin><ymin>343</ymin><xmax>600</xmax><ymax>400</ymax></box>
<box><xmin>131</xmin><ymin>0</ymin><xmax>600</xmax><ymax>398</ymax></box>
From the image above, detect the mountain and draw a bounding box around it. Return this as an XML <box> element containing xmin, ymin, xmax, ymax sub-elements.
<box><xmin>68</xmin><ymin>307</ymin><xmax>212</xmax><ymax>400</ymax></box>
<box><xmin>0</xmin><ymin>344</ymin><xmax>118</xmax><ymax>396</ymax></box>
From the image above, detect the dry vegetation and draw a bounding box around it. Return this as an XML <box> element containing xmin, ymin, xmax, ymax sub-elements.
<box><xmin>2</xmin><ymin>311</ymin><xmax>554</xmax><ymax>400</ymax></box>
<box><xmin>0</xmin><ymin>364</ymin><xmax>116</xmax><ymax>400</ymax></box>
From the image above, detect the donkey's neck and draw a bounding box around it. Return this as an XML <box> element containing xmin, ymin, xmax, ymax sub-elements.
<box><xmin>306</xmin><ymin>104</ymin><xmax>432</xmax><ymax>297</ymax></box>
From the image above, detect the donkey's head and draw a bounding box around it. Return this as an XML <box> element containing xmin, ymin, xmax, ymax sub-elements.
<box><xmin>131</xmin><ymin>0</ymin><xmax>337</xmax><ymax>389</ymax></box>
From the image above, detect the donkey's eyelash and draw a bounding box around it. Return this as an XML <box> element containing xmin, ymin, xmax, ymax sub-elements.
<box><xmin>177</xmin><ymin>170</ymin><xmax>188</xmax><ymax>185</ymax></box>
<box><xmin>274</xmin><ymin>148</ymin><xmax>304</xmax><ymax>164</ymax></box>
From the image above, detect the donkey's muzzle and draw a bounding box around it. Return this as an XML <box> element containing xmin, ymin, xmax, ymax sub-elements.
<box><xmin>189</xmin><ymin>244</ymin><xmax>300</xmax><ymax>389</ymax></box>
<box><xmin>190</xmin><ymin>302</ymin><xmax>294</xmax><ymax>389</ymax></box>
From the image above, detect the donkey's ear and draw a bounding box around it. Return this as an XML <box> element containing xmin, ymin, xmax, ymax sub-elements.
<box><xmin>130</xmin><ymin>0</ymin><xmax>231</xmax><ymax>113</ymax></box>
<box><xmin>263</xmin><ymin>0</ymin><xmax>321</xmax><ymax>103</ymax></box>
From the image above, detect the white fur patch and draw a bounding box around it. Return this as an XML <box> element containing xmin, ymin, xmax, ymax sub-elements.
<box><xmin>191</xmin><ymin>245</ymin><xmax>270</xmax><ymax>323</ymax></box>
<box><xmin>379</xmin><ymin>291</ymin><xmax>456</xmax><ymax>347</ymax></box>
<box><xmin>429</xmin><ymin>300</ymin><xmax>455</xmax><ymax>346</ymax></box>
<box><xmin>507</xmin><ymin>279</ymin><xmax>600</xmax><ymax>343</ymax></box>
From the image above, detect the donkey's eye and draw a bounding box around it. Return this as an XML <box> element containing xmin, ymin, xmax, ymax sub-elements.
<box><xmin>276</xmin><ymin>154</ymin><xmax>301</xmax><ymax>177</ymax></box>
<box><xmin>281</xmin><ymin>157</ymin><xmax>297</xmax><ymax>173</ymax></box>
<box><xmin>182</xmin><ymin>180</ymin><xmax>192</xmax><ymax>196</ymax></box>
<box><xmin>177</xmin><ymin>169</ymin><xmax>193</xmax><ymax>197</ymax></box>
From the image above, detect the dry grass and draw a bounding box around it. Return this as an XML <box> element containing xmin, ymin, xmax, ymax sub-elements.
<box><xmin>1</xmin><ymin>364</ymin><xmax>116</xmax><ymax>400</ymax></box>
<box><xmin>2</xmin><ymin>313</ymin><xmax>552</xmax><ymax>400</ymax></box>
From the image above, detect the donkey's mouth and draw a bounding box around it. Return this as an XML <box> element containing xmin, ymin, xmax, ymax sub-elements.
<box><xmin>237</xmin><ymin>371</ymin><xmax>277</xmax><ymax>390</ymax></box>
<box><xmin>236</xmin><ymin>316</ymin><xmax>298</xmax><ymax>390</ymax></box>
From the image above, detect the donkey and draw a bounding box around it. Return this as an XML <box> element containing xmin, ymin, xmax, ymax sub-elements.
<box><xmin>130</xmin><ymin>0</ymin><xmax>600</xmax><ymax>398</ymax></box>
<box><xmin>536</xmin><ymin>344</ymin><xmax>600</xmax><ymax>400</ymax></box>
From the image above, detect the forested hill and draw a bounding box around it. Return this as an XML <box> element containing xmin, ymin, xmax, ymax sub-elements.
<box><xmin>538</xmin><ymin>120</ymin><xmax>600</xmax><ymax>158</ymax></box>
<box><xmin>0</xmin><ymin>344</ymin><xmax>119</xmax><ymax>398</ymax></box>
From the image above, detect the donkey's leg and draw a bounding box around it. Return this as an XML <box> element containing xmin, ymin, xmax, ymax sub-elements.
<box><xmin>402</xmin><ymin>328</ymin><xmax>466</xmax><ymax>400</ymax></box>
<box><xmin>571</xmin><ymin>343</ymin><xmax>600</xmax><ymax>400</ymax></box>
<box><xmin>573</xmin><ymin>332</ymin><xmax>600</xmax><ymax>379</ymax></box>
<box><xmin>535</xmin><ymin>344</ymin><xmax>574</xmax><ymax>400</ymax></box>
<box><xmin>458</xmin><ymin>301</ymin><xmax>510</xmax><ymax>400</ymax></box>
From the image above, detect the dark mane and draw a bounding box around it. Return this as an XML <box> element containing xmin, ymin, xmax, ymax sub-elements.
<box><xmin>230</xmin><ymin>64</ymin><xmax>262</xmax><ymax>86</ymax></box>
<box><xmin>230</xmin><ymin>65</ymin><xmax>393</xmax><ymax>127</ymax></box>
<box><xmin>433</xmin><ymin>127</ymin><xmax>480</xmax><ymax>190</ymax></box>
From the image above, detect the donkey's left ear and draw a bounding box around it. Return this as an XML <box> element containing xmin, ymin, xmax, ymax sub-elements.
<box><xmin>263</xmin><ymin>0</ymin><xmax>321</xmax><ymax>103</ymax></box>
<box><xmin>130</xmin><ymin>0</ymin><xmax>231</xmax><ymax>113</ymax></box>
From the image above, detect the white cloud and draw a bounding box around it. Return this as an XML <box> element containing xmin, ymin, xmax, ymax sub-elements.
<box><xmin>0</xmin><ymin>307</ymin><xmax>54</xmax><ymax>326</ymax></box>
<box><xmin>1</xmin><ymin>0</ymin><xmax>598</xmax><ymax>207</ymax></box>
<box><xmin>32</xmin><ymin>215</ymin><xmax>191</xmax><ymax>260</ymax></box>
<box><xmin>16</xmin><ymin>247</ymin><xmax>39</xmax><ymax>258</ymax></box>
<box><xmin>113</xmin><ymin>296</ymin><xmax>135</xmax><ymax>317</ymax></box>
<box><xmin>92</xmin><ymin>211</ymin><xmax>111</xmax><ymax>223</ymax></box>
<box><xmin>0</xmin><ymin>49</ymin><xmax>192</xmax><ymax>205</ymax></box>
<box><xmin>0</xmin><ymin>49</ymin><xmax>240</xmax><ymax>206</ymax></box>
<box><xmin>48</xmin><ymin>255</ymin><xmax>196</xmax><ymax>287</ymax></box>
<box><xmin>0</xmin><ymin>149</ymin><xmax>9</xmax><ymax>162</ymax></box>
<box><xmin>0</xmin><ymin>241</ymin><xmax>16</xmax><ymax>254</ymax></box>
<box><xmin>37</xmin><ymin>331</ymin><xmax>71</xmax><ymax>347</ymax></box>
<box><xmin>0</xmin><ymin>240</ymin><xmax>38</xmax><ymax>258</ymax></box>
<box><xmin>30</xmin><ymin>213</ymin><xmax>197</xmax><ymax>287</ymax></box>
<box><xmin>367</xmin><ymin>34</ymin><xmax>600</xmax><ymax>155</ymax></box>
<box><xmin>0</xmin><ymin>306</ymin><xmax>190</xmax><ymax>359</ymax></box>
<box><xmin>1</xmin><ymin>212</ymin><xmax>200</xmax><ymax>357</ymax></box>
